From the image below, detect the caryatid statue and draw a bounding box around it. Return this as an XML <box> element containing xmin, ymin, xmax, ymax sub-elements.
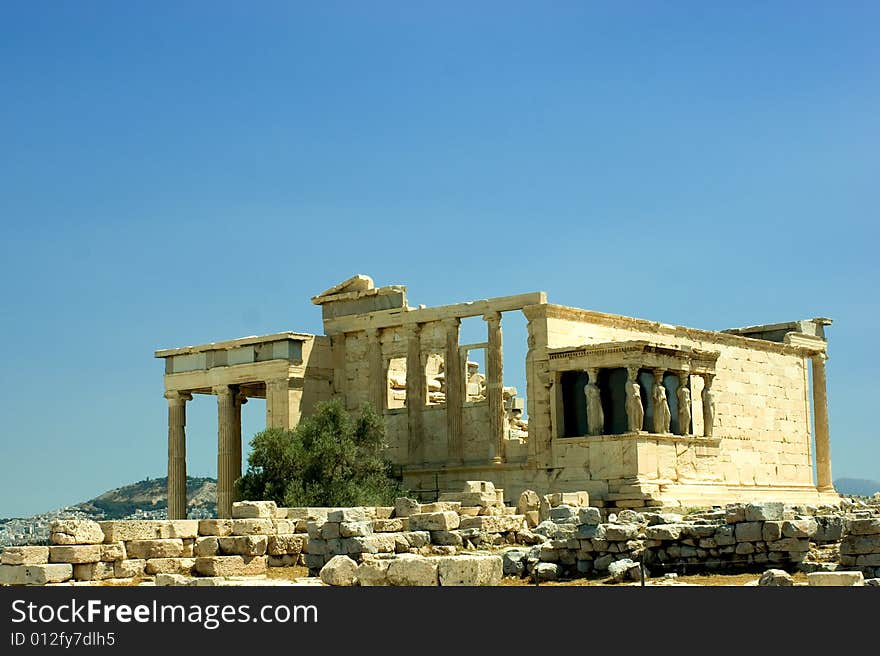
<box><xmin>584</xmin><ymin>370</ymin><xmax>604</xmax><ymax>436</ymax></box>
<box><xmin>676</xmin><ymin>373</ymin><xmax>691</xmax><ymax>435</ymax></box>
<box><xmin>652</xmin><ymin>372</ymin><xmax>671</xmax><ymax>434</ymax></box>
<box><xmin>702</xmin><ymin>373</ymin><xmax>716</xmax><ymax>438</ymax></box>
<box><xmin>625</xmin><ymin>368</ymin><xmax>644</xmax><ymax>432</ymax></box>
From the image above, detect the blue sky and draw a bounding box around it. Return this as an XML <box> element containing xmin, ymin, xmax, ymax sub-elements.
<box><xmin>1</xmin><ymin>2</ymin><xmax>877</xmax><ymax>517</ymax></box>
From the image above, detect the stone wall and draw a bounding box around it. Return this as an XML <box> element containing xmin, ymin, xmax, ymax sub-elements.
<box><xmin>4</xmin><ymin>490</ymin><xmax>878</xmax><ymax>587</ymax></box>
<box><xmin>0</xmin><ymin>501</ymin><xmax>305</xmax><ymax>586</ymax></box>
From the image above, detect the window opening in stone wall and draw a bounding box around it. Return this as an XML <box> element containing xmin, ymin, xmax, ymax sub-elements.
<box><xmin>386</xmin><ymin>356</ymin><xmax>407</xmax><ymax>409</ymax></box>
<box><xmin>463</xmin><ymin>347</ymin><xmax>487</xmax><ymax>402</ymax></box>
<box><xmin>424</xmin><ymin>351</ymin><xmax>446</xmax><ymax>406</ymax></box>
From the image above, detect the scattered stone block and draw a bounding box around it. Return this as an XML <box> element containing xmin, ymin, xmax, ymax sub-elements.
<box><xmin>194</xmin><ymin>555</ymin><xmax>268</xmax><ymax>577</ymax></box>
<box><xmin>194</xmin><ymin>537</ymin><xmax>220</xmax><ymax>557</ymax></box>
<box><xmin>155</xmin><ymin>573</ymin><xmax>191</xmax><ymax>586</ymax></box>
<box><xmin>114</xmin><ymin>559</ymin><xmax>145</xmax><ymax>578</ymax></box>
<box><xmin>745</xmin><ymin>503</ymin><xmax>784</xmax><ymax>522</ymax></box>
<box><xmin>436</xmin><ymin>554</ymin><xmax>502</xmax><ymax>586</ymax></box>
<box><xmin>198</xmin><ymin>519</ymin><xmax>234</xmax><ymax>537</ymax></box>
<box><xmin>645</xmin><ymin>524</ymin><xmax>682</xmax><ymax>541</ymax></box>
<box><xmin>320</xmin><ymin>555</ymin><xmax>358</xmax><ymax>586</ymax></box>
<box><xmin>807</xmin><ymin>571</ymin><xmax>865</xmax><ymax>586</ymax></box>
<box><xmin>328</xmin><ymin>508</ymin><xmax>366</xmax><ymax>522</ymax></box>
<box><xmin>0</xmin><ymin>563</ymin><xmax>73</xmax><ymax>585</ymax></box>
<box><xmin>125</xmin><ymin>539</ymin><xmax>184</xmax><ymax>559</ymax></box>
<box><xmin>1</xmin><ymin>546</ymin><xmax>49</xmax><ymax>565</ymax></box>
<box><xmin>603</xmin><ymin>524</ymin><xmax>640</xmax><ymax>541</ymax></box>
<box><xmin>394</xmin><ymin>497</ymin><xmax>421</xmax><ymax>518</ymax></box>
<box><xmin>373</xmin><ymin>518</ymin><xmax>406</xmax><ymax>532</ymax></box>
<box><xmin>420</xmin><ymin>502</ymin><xmax>461</xmax><ymax>513</ymax></box>
<box><xmin>73</xmin><ymin>562</ymin><xmax>115</xmax><ymax>581</ymax></box>
<box><xmin>218</xmin><ymin>535</ymin><xmax>268</xmax><ymax>556</ymax></box>
<box><xmin>386</xmin><ymin>555</ymin><xmax>439</xmax><ymax>586</ymax></box>
<box><xmin>340</xmin><ymin>521</ymin><xmax>373</xmax><ymax>537</ymax></box>
<box><xmin>735</xmin><ymin>522</ymin><xmax>763</xmax><ymax>542</ymax></box>
<box><xmin>100</xmin><ymin>542</ymin><xmax>126</xmax><ymax>562</ymax></box>
<box><xmin>231</xmin><ymin>519</ymin><xmax>274</xmax><ymax>535</ymax></box>
<box><xmin>758</xmin><ymin>569</ymin><xmax>793</xmax><ymax>586</ymax></box>
<box><xmin>144</xmin><ymin>558</ymin><xmax>195</xmax><ymax>575</ymax></box>
<box><xmin>847</xmin><ymin>518</ymin><xmax>880</xmax><ymax>535</ymax></box>
<box><xmin>408</xmin><ymin>511</ymin><xmax>460</xmax><ymax>532</ymax></box>
<box><xmin>50</xmin><ymin>519</ymin><xmax>104</xmax><ymax>545</ymax></box>
<box><xmin>502</xmin><ymin>549</ymin><xmax>528</xmax><ymax>577</ymax></box>
<box><xmin>782</xmin><ymin>519</ymin><xmax>818</xmax><ymax>538</ymax></box>
<box><xmin>267</xmin><ymin>534</ymin><xmax>306</xmax><ymax>556</ymax></box>
<box><xmin>517</xmin><ymin>490</ymin><xmax>541</xmax><ymax>515</ymax></box>
<box><xmin>355</xmin><ymin>557</ymin><xmax>392</xmax><ymax>586</ymax></box>
<box><xmin>49</xmin><ymin>545</ymin><xmax>103</xmax><ymax>564</ymax></box>
<box><xmin>533</xmin><ymin>562</ymin><xmax>559</xmax><ymax>582</ymax></box>
<box><xmin>232</xmin><ymin>500</ymin><xmax>277</xmax><ymax>519</ymax></box>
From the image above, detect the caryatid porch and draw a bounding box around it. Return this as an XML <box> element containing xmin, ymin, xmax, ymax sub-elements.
<box><xmin>155</xmin><ymin>332</ymin><xmax>332</xmax><ymax>519</ymax></box>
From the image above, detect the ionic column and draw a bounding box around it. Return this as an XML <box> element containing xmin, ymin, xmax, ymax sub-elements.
<box><xmin>366</xmin><ymin>328</ymin><xmax>385</xmax><ymax>414</ymax></box>
<box><xmin>676</xmin><ymin>372</ymin><xmax>692</xmax><ymax>436</ymax></box>
<box><xmin>265</xmin><ymin>378</ymin><xmax>290</xmax><ymax>430</ymax></box>
<box><xmin>585</xmin><ymin>368</ymin><xmax>604</xmax><ymax>436</ymax></box>
<box><xmin>233</xmin><ymin>390</ymin><xmax>247</xmax><ymax>500</ymax></box>
<box><xmin>701</xmin><ymin>373</ymin><xmax>716</xmax><ymax>438</ymax></box>
<box><xmin>812</xmin><ymin>354</ymin><xmax>833</xmax><ymax>491</ymax></box>
<box><xmin>484</xmin><ymin>311</ymin><xmax>505</xmax><ymax>464</ymax></box>
<box><xmin>405</xmin><ymin>324</ymin><xmax>425</xmax><ymax>463</ymax></box>
<box><xmin>443</xmin><ymin>318</ymin><xmax>464</xmax><ymax>464</ymax></box>
<box><xmin>165</xmin><ymin>391</ymin><xmax>192</xmax><ymax>520</ymax></box>
<box><xmin>652</xmin><ymin>368</ymin><xmax>671</xmax><ymax>434</ymax></box>
<box><xmin>214</xmin><ymin>385</ymin><xmax>237</xmax><ymax>519</ymax></box>
<box><xmin>625</xmin><ymin>366</ymin><xmax>644</xmax><ymax>432</ymax></box>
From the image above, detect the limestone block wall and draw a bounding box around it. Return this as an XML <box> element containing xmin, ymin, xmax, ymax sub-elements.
<box><xmin>514</xmin><ymin>501</ymin><xmax>880</xmax><ymax>581</ymax></box>
<box><xmin>0</xmin><ymin>502</ymin><xmax>306</xmax><ymax>586</ymax></box>
<box><xmin>531</xmin><ymin>306</ymin><xmax>816</xmax><ymax>493</ymax></box>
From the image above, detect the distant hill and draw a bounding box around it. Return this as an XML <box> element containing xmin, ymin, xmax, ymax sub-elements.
<box><xmin>834</xmin><ymin>478</ymin><xmax>880</xmax><ymax>497</ymax></box>
<box><xmin>72</xmin><ymin>476</ymin><xmax>217</xmax><ymax>519</ymax></box>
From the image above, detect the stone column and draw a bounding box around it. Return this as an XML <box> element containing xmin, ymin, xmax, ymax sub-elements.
<box><xmin>625</xmin><ymin>366</ymin><xmax>644</xmax><ymax>433</ymax></box>
<box><xmin>214</xmin><ymin>385</ymin><xmax>237</xmax><ymax>519</ymax></box>
<box><xmin>812</xmin><ymin>354</ymin><xmax>833</xmax><ymax>491</ymax></box>
<box><xmin>443</xmin><ymin>318</ymin><xmax>464</xmax><ymax>464</ymax></box>
<box><xmin>701</xmin><ymin>373</ymin><xmax>715</xmax><ymax>438</ymax></box>
<box><xmin>265</xmin><ymin>378</ymin><xmax>290</xmax><ymax>430</ymax></box>
<box><xmin>165</xmin><ymin>391</ymin><xmax>192</xmax><ymax>520</ymax></box>
<box><xmin>405</xmin><ymin>324</ymin><xmax>425</xmax><ymax>463</ymax></box>
<box><xmin>676</xmin><ymin>372</ymin><xmax>691</xmax><ymax>436</ymax></box>
<box><xmin>585</xmin><ymin>368</ymin><xmax>604</xmax><ymax>436</ymax></box>
<box><xmin>652</xmin><ymin>369</ymin><xmax>671</xmax><ymax>434</ymax></box>
<box><xmin>366</xmin><ymin>328</ymin><xmax>385</xmax><ymax>414</ymax></box>
<box><xmin>233</xmin><ymin>390</ymin><xmax>247</xmax><ymax>500</ymax></box>
<box><xmin>484</xmin><ymin>311</ymin><xmax>505</xmax><ymax>464</ymax></box>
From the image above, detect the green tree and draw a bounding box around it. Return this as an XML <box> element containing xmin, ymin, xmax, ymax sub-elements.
<box><xmin>236</xmin><ymin>398</ymin><xmax>405</xmax><ymax>507</ymax></box>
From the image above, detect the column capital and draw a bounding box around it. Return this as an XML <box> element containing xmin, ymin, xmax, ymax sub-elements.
<box><xmin>626</xmin><ymin>365</ymin><xmax>640</xmax><ymax>381</ymax></box>
<box><xmin>364</xmin><ymin>326</ymin><xmax>380</xmax><ymax>339</ymax></box>
<box><xmin>441</xmin><ymin>317</ymin><xmax>461</xmax><ymax>330</ymax></box>
<box><xmin>265</xmin><ymin>378</ymin><xmax>288</xmax><ymax>388</ymax></box>
<box><xmin>701</xmin><ymin>372</ymin><xmax>715</xmax><ymax>386</ymax></box>
<box><xmin>212</xmin><ymin>385</ymin><xmax>233</xmax><ymax>397</ymax></box>
<box><xmin>404</xmin><ymin>322</ymin><xmax>421</xmax><ymax>336</ymax></box>
<box><xmin>811</xmin><ymin>352</ymin><xmax>828</xmax><ymax>365</ymax></box>
<box><xmin>165</xmin><ymin>390</ymin><xmax>192</xmax><ymax>404</ymax></box>
<box><xmin>483</xmin><ymin>310</ymin><xmax>502</xmax><ymax>323</ymax></box>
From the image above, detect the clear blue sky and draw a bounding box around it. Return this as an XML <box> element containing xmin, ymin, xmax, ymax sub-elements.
<box><xmin>1</xmin><ymin>2</ymin><xmax>877</xmax><ymax>517</ymax></box>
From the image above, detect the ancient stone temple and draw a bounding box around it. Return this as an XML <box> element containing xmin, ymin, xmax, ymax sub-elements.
<box><xmin>155</xmin><ymin>274</ymin><xmax>838</xmax><ymax>517</ymax></box>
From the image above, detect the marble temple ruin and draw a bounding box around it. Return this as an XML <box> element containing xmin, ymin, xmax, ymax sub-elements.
<box><xmin>155</xmin><ymin>275</ymin><xmax>838</xmax><ymax>519</ymax></box>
